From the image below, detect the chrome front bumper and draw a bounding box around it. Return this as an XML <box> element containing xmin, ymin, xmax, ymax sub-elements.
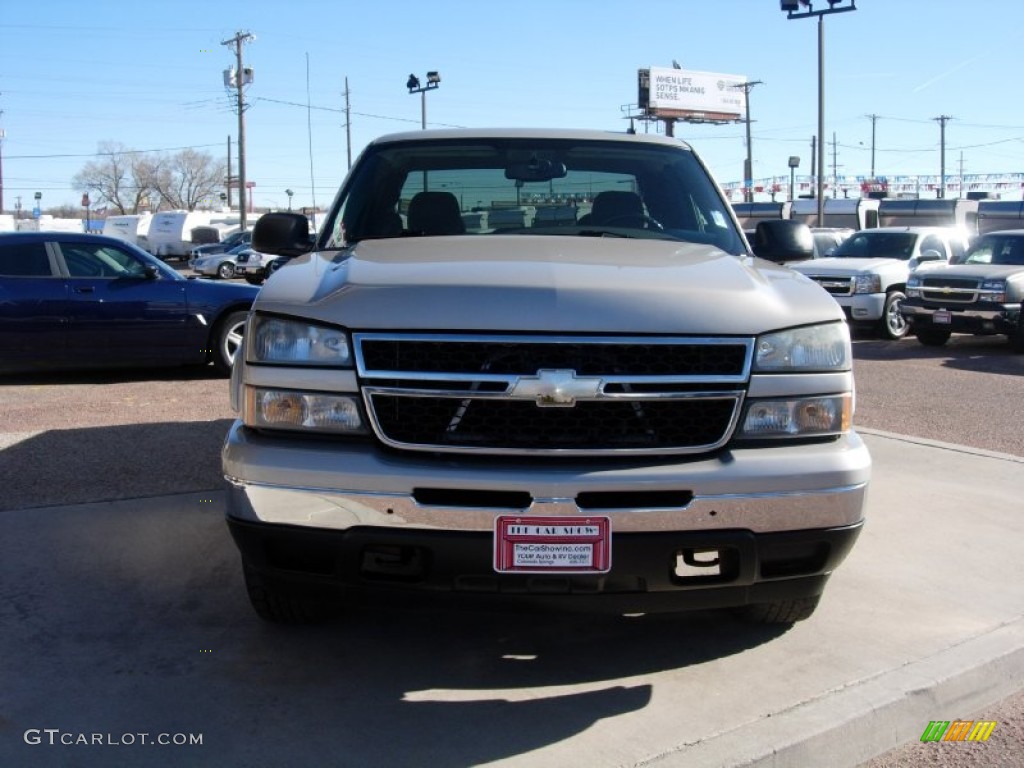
<box><xmin>223</xmin><ymin>421</ymin><xmax>871</xmax><ymax>535</ymax></box>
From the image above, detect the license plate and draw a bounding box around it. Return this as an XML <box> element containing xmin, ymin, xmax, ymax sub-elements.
<box><xmin>494</xmin><ymin>516</ymin><xmax>611</xmax><ymax>574</ymax></box>
<box><xmin>933</xmin><ymin>309</ymin><xmax>951</xmax><ymax>324</ymax></box>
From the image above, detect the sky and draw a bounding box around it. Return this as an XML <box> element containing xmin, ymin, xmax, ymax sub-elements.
<box><xmin>2</xmin><ymin>0</ymin><xmax>1024</xmax><ymax>214</ymax></box>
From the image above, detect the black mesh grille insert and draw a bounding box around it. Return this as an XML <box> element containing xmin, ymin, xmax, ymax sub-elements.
<box><xmin>360</xmin><ymin>339</ymin><xmax>749</xmax><ymax>376</ymax></box>
<box><xmin>369</xmin><ymin>395</ymin><xmax>738</xmax><ymax>450</ymax></box>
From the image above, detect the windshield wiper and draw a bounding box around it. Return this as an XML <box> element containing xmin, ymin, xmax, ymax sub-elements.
<box><xmin>577</xmin><ymin>229</ymin><xmax>630</xmax><ymax>238</ymax></box>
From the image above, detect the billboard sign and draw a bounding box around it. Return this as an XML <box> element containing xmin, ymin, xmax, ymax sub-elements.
<box><xmin>639</xmin><ymin>67</ymin><xmax>747</xmax><ymax>121</ymax></box>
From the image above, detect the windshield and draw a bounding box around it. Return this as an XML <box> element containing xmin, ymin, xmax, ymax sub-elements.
<box><xmin>831</xmin><ymin>231</ymin><xmax>918</xmax><ymax>260</ymax></box>
<box><xmin>955</xmin><ymin>234</ymin><xmax>1024</xmax><ymax>266</ymax></box>
<box><xmin>321</xmin><ymin>136</ymin><xmax>745</xmax><ymax>255</ymax></box>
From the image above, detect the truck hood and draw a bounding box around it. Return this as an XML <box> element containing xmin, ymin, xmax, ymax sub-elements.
<box><xmin>255</xmin><ymin>235</ymin><xmax>843</xmax><ymax>335</ymax></box>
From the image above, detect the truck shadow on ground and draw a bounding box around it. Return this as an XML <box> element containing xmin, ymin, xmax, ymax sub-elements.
<box><xmin>0</xmin><ymin>419</ymin><xmax>233</xmax><ymax>512</ymax></box>
<box><xmin>1</xmin><ymin>422</ymin><xmax>795</xmax><ymax>768</ymax></box>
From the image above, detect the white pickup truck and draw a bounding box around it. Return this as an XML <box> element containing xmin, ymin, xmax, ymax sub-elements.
<box><xmin>222</xmin><ymin>128</ymin><xmax>871</xmax><ymax>626</ymax></box>
<box><xmin>789</xmin><ymin>226</ymin><xmax>971</xmax><ymax>339</ymax></box>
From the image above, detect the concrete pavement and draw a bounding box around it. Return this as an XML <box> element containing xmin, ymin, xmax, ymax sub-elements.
<box><xmin>1</xmin><ymin>430</ymin><xmax>1022</xmax><ymax>767</ymax></box>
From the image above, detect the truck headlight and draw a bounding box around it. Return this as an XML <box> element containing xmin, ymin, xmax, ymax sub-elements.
<box><xmin>754</xmin><ymin>323</ymin><xmax>850</xmax><ymax>372</ymax></box>
<box><xmin>243</xmin><ymin>387</ymin><xmax>368</xmax><ymax>434</ymax></box>
<box><xmin>980</xmin><ymin>279</ymin><xmax>1007</xmax><ymax>302</ymax></box>
<box><xmin>906</xmin><ymin>275</ymin><xmax>922</xmax><ymax>299</ymax></box>
<box><xmin>249</xmin><ymin>315</ymin><xmax>351</xmax><ymax>366</ymax></box>
<box><xmin>853</xmin><ymin>274</ymin><xmax>881</xmax><ymax>294</ymax></box>
<box><xmin>740</xmin><ymin>394</ymin><xmax>852</xmax><ymax>438</ymax></box>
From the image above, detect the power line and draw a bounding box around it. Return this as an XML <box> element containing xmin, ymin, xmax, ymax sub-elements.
<box><xmin>5</xmin><ymin>143</ymin><xmax>223</xmax><ymax>160</ymax></box>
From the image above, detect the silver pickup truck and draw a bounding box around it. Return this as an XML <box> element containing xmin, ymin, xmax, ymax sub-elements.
<box><xmin>222</xmin><ymin>128</ymin><xmax>871</xmax><ymax>625</ymax></box>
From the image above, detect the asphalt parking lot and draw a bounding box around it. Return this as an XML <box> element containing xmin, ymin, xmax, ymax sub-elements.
<box><xmin>0</xmin><ymin>332</ymin><xmax>1021</xmax><ymax>767</ymax></box>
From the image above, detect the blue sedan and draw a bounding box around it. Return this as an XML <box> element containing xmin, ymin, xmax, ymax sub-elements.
<box><xmin>0</xmin><ymin>231</ymin><xmax>260</xmax><ymax>374</ymax></box>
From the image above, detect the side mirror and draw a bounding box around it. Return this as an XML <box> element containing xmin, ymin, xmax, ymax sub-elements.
<box><xmin>252</xmin><ymin>212</ymin><xmax>312</xmax><ymax>257</ymax></box>
<box><xmin>144</xmin><ymin>265</ymin><xmax>160</xmax><ymax>280</ymax></box>
<box><xmin>751</xmin><ymin>220</ymin><xmax>815</xmax><ymax>264</ymax></box>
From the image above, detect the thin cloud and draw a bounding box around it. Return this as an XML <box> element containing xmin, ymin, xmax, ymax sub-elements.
<box><xmin>912</xmin><ymin>56</ymin><xmax>984</xmax><ymax>92</ymax></box>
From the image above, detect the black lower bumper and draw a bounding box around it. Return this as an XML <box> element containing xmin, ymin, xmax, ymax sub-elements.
<box><xmin>227</xmin><ymin>517</ymin><xmax>864</xmax><ymax>614</ymax></box>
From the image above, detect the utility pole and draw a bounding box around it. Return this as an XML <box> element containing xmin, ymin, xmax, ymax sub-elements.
<box><xmin>810</xmin><ymin>136</ymin><xmax>817</xmax><ymax>195</ymax></box>
<box><xmin>958</xmin><ymin>151</ymin><xmax>965</xmax><ymax>199</ymax></box>
<box><xmin>933</xmin><ymin>115</ymin><xmax>952</xmax><ymax>199</ymax></box>
<box><xmin>734</xmin><ymin>80</ymin><xmax>763</xmax><ymax>203</ymax></box>
<box><xmin>222</xmin><ymin>31</ymin><xmax>254</xmax><ymax>229</ymax></box>
<box><xmin>343</xmin><ymin>77</ymin><xmax>352</xmax><ymax>171</ymax></box>
<box><xmin>226</xmin><ymin>135</ymin><xmax>233</xmax><ymax>209</ymax></box>
<box><xmin>865</xmin><ymin>113</ymin><xmax>879</xmax><ymax>178</ymax></box>
<box><xmin>831</xmin><ymin>132</ymin><xmax>839</xmax><ymax>198</ymax></box>
<box><xmin>0</xmin><ymin>100</ymin><xmax>5</xmax><ymax>215</ymax></box>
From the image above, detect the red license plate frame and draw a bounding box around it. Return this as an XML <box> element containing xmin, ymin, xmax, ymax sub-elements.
<box><xmin>493</xmin><ymin>516</ymin><xmax>612</xmax><ymax>574</ymax></box>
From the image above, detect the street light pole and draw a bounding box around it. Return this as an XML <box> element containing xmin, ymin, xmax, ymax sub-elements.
<box><xmin>286</xmin><ymin>189</ymin><xmax>293</xmax><ymax>211</ymax></box>
<box><xmin>817</xmin><ymin>14</ymin><xmax>825</xmax><ymax>223</ymax></box>
<box><xmin>781</xmin><ymin>0</ymin><xmax>857</xmax><ymax>227</ymax></box>
<box><xmin>406</xmin><ymin>72</ymin><xmax>441</xmax><ymax>130</ymax></box>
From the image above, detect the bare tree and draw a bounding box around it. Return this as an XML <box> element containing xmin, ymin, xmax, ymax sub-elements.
<box><xmin>71</xmin><ymin>142</ymin><xmax>157</xmax><ymax>214</ymax></box>
<box><xmin>150</xmin><ymin>149</ymin><xmax>226</xmax><ymax>211</ymax></box>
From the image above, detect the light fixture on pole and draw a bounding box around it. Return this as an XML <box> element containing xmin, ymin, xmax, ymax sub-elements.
<box><xmin>285</xmin><ymin>188</ymin><xmax>294</xmax><ymax>211</ymax></box>
<box><xmin>406</xmin><ymin>71</ymin><xmax>441</xmax><ymax>130</ymax></box>
<box><xmin>781</xmin><ymin>0</ymin><xmax>856</xmax><ymax>226</ymax></box>
<box><xmin>788</xmin><ymin>156</ymin><xmax>801</xmax><ymax>202</ymax></box>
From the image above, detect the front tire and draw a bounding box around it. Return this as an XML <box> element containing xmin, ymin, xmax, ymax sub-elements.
<box><xmin>217</xmin><ymin>261</ymin><xmax>235</xmax><ymax>280</ymax></box>
<box><xmin>1011</xmin><ymin>320</ymin><xmax>1024</xmax><ymax>353</ymax></box>
<box><xmin>879</xmin><ymin>290</ymin><xmax>909</xmax><ymax>340</ymax></box>
<box><xmin>916</xmin><ymin>327</ymin><xmax>951</xmax><ymax>347</ymax></box>
<box><xmin>243</xmin><ymin>564</ymin><xmax>339</xmax><ymax>624</ymax></box>
<box><xmin>736</xmin><ymin>595</ymin><xmax>821</xmax><ymax>624</ymax></box>
<box><xmin>212</xmin><ymin>310</ymin><xmax>248</xmax><ymax>374</ymax></box>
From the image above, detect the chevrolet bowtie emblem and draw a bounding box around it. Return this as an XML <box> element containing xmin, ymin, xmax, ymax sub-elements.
<box><xmin>509</xmin><ymin>369</ymin><xmax>603</xmax><ymax>407</ymax></box>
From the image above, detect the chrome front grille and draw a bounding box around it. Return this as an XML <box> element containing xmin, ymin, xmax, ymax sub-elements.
<box><xmin>354</xmin><ymin>334</ymin><xmax>753</xmax><ymax>456</ymax></box>
<box><xmin>919</xmin><ymin>276</ymin><xmax>980</xmax><ymax>304</ymax></box>
<box><xmin>807</xmin><ymin>276</ymin><xmax>853</xmax><ymax>296</ymax></box>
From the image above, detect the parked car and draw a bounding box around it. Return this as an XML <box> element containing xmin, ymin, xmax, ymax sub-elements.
<box><xmin>0</xmin><ymin>231</ymin><xmax>259</xmax><ymax>374</ymax></box>
<box><xmin>189</xmin><ymin>229</ymin><xmax>251</xmax><ymax>260</ymax></box>
<box><xmin>232</xmin><ymin>248</ymin><xmax>273</xmax><ymax>284</ymax></box>
<box><xmin>901</xmin><ymin>228</ymin><xmax>1024</xmax><ymax>350</ymax></box>
<box><xmin>789</xmin><ymin>226</ymin><xmax>970</xmax><ymax>339</ymax></box>
<box><xmin>189</xmin><ymin>242</ymin><xmax>251</xmax><ymax>280</ymax></box>
<box><xmin>222</xmin><ymin>128</ymin><xmax>870</xmax><ymax>626</ymax></box>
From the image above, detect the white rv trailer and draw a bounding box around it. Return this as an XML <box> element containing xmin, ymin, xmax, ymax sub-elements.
<box><xmin>145</xmin><ymin>210</ymin><xmax>214</xmax><ymax>260</ymax></box>
<box><xmin>16</xmin><ymin>216</ymin><xmax>85</xmax><ymax>233</ymax></box>
<box><xmin>102</xmin><ymin>213</ymin><xmax>153</xmax><ymax>248</ymax></box>
<box><xmin>789</xmin><ymin>198</ymin><xmax>880</xmax><ymax>230</ymax></box>
<box><xmin>976</xmin><ymin>200</ymin><xmax>1024</xmax><ymax>234</ymax></box>
<box><xmin>877</xmin><ymin>198</ymin><xmax>978</xmax><ymax>234</ymax></box>
<box><xmin>730</xmin><ymin>202</ymin><xmax>791</xmax><ymax>234</ymax></box>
